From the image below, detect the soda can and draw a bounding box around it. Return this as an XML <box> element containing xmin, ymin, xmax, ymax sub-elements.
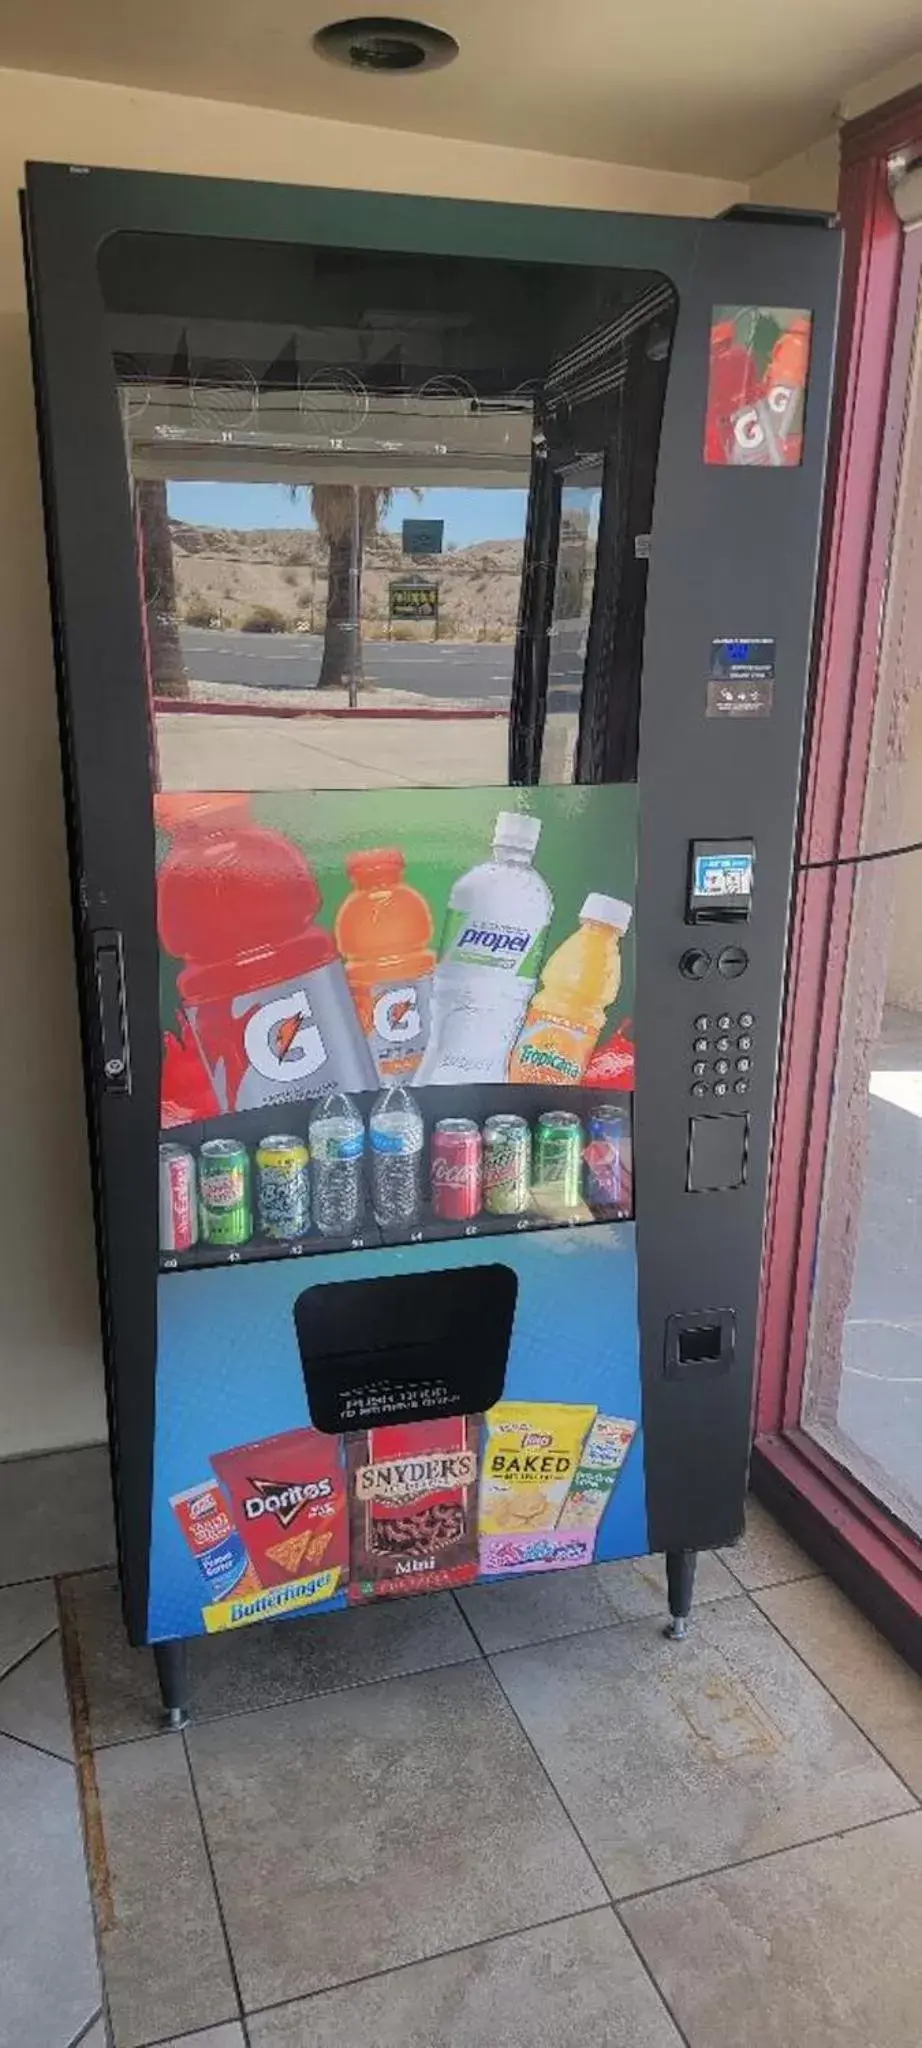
<box><xmin>199</xmin><ymin>1138</ymin><xmax>252</xmax><ymax>1247</ymax></box>
<box><xmin>255</xmin><ymin>1133</ymin><xmax>310</xmax><ymax>1240</ymax></box>
<box><xmin>430</xmin><ymin>1118</ymin><xmax>482</xmax><ymax>1221</ymax></box>
<box><xmin>483</xmin><ymin>1115</ymin><xmax>531</xmax><ymax>1216</ymax></box>
<box><xmin>159</xmin><ymin>1142</ymin><xmax>198</xmax><ymax>1252</ymax></box>
<box><xmin>533</xmin><ymin>1110</ymin><xmax>583</xmax><ymax>1211</ymax></box>
<box><xmin>584</xmin><ymin>1104</ymin><xmax>628</xmax><ymax>1213</ymax></box>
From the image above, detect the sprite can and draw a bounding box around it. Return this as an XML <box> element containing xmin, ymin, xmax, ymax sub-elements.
<box><xmin>255</xmin><ymin>1133</ymin><xmax>310</xmax><ymax>1240</ymax></box>
<box><xmin>534</xmin><ymin>1110</ymin><xmax>583</xmax><ymax>1211</ymax></box>
<box><xmin>483</xmin><ymin>1115</ymin><xmax>531</xmax><ymax>1215</ymax></box>
<box><xmin>199</xmin><ymin>1138</ymin><xmax>252</xmax><ymax>1247</ymax></box>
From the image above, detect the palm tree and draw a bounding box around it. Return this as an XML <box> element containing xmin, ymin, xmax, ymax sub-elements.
<box><xmin>135</xmin><ymin>478</ymin><xmax>189</xmax><ymax>700</ymax></box>
<box><xmin>309</xmin><ymin>484</ymin><xmax>392</xmax><ymax>690</ymax></box>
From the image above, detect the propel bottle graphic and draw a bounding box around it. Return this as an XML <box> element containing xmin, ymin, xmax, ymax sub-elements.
<box><xmin>334</xmin><ymin>849</ymin><xmax>435</xmax><ymax>1081</ymax></box>
<box><xmin>417</xmin><ymin>811</ymin><xmax>553</xmax><ymax>1085</ymax></box>
<box><xmin>156</xmin><ymin>794</ymin><xmax>377</xmax><ymax>1113</ymax></box>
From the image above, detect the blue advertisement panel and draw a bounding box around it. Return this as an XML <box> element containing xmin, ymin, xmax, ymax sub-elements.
<box><xmin>149</xmin><ymin>1224</ymin><xmax>645</xmax><ymax>1641</ymax></box>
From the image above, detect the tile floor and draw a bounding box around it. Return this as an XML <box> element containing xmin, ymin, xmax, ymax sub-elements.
<box><xmin>3</xmin><ymin>1445</ymin><xmax>922</xmax><ymax>2048</ymax></box>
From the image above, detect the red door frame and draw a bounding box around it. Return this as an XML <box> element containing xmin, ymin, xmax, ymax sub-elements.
<box><xmin>752</xmin><ymin>88</ymin><xmax>922</xmax><ymax>1668</ymax></box>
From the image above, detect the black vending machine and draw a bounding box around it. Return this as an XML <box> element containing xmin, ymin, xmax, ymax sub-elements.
<box><xmin>23</xmin><ymin>164</ymin><xmax>840</xmax><ymax>1720</ymax></box>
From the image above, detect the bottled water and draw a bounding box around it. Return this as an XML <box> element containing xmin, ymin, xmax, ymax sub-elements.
<box><xmin>417</xmin><ymin>812</ymin><xmax>553</xmax><ymax>1085</ymax></box>
<box><xmin>308</xmin><ymin>1091</ymin><xmax>364</xmax><ymax>1237</ymax></box>
<box><xmin>369</xmin><ymin>1085</ymin><xmax>424</xmax><ymax>1227</ymax></box>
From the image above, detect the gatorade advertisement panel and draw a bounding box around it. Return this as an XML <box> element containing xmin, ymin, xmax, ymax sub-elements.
<box><xmin>22</xmin><ymin>164</ymin><xmax>841</xmax><ymax>1690</ymax></box>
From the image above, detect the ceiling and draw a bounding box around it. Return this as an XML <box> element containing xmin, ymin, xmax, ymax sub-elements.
<box><xmin>1</xmin><ymin>0</ymin><xmax>921</xmax><ymax>181</ymax></box>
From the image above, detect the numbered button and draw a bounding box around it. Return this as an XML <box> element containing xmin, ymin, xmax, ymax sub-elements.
<box><xmin>716</xmin><ymin>1013</ymin><xmax>732</xmax><ymax>1030</ymax></box>
<box><xmin>693</xmin><ymin>1037</ymin><xmax>709</xmax><ymax>1054</ymax></box>
<box><xmin>734</xmin><ymin>1079</ymin><xmax>750</xmax><ymax>1095</ymax></box>
<box><xmin>693</xmin><ymin>1013</ymin><xmax>710</xmax><ymax>1031</ymax></box>
<box><xmin>692</xmin><ymin>1060</ymin><xmax>708</xmax><ymax>1077</ymax></box>
<box><xmin>738</xmin><ymin>1011</ymin><xmax>754</xmax><ymax>1028</ymax></box>
<box><xmin>715</xmin><ymin>1035</ymin><xmax>731</xmax><ymax>1053</ymax></box>
<box><xmin>736</xmin><ymin>1056</ymin><xmax>752</xmax><ymax>1074</ymax></box>
<box><xmin>713</xmin><ymin>1080</ymin><xmax>729</xmax><ymax>1097</ymax></box>
<box><xmin>691</xmin><ymin>1082</ymin><xmax>708</xmax><ymax>1098</ymax></box>
<box><xmin>737</xmin><ymin>1034</ymin><xmax>753</xmax><ymax>1052</ymax></box>
<box><xmin>714</xmin><ymin>1059</ymin><xmax>730</xmax><ymax>1076</ymax></box>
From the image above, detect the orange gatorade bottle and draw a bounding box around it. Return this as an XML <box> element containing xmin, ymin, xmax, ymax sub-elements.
<box><xmin>334</xmin><ymin>849</ymin><xmax>435</xmax><ymax>1079</ymax></box>
<box><xmin>508</xmin><ymin>893</ymin><xmax>632</xmax><ymax>1086</ymax></box>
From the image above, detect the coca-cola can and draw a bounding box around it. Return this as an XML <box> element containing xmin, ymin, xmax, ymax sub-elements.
<box><xmin>430</xmin><ymin>1118</ymin><xmax>482</xmax><ymax>1221</ymax></box>
<box><xmin>159</xmin><ymin>1142</ymin><xmax>199</xmax><ymax>1252</ymax></box>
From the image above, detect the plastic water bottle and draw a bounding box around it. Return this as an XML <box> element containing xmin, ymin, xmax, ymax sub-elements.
<box><xmin>416</xmin><ymin>811</ymin><xmax>554</xmax><ymax>1085</ymax></box>
<box><xmin>369</xmin><ymin>1085</ymin><xmax>424</xmax><ymax>1227</ymax></box>
<box><xmin>308</xmin><ymin>1091</ymin><xmax>364</xmax><ymax>1237</ymax></box>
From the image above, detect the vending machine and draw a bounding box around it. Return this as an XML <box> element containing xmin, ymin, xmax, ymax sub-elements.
<box><xmin>23</xmin><ymin>163</ymin><xmax>840</xmax><ymax>1722</ymax></box>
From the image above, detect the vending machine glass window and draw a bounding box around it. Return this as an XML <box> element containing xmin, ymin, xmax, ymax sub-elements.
<box><xmin>23</xmin><ymin>168</ymin><xmax>839</xmax><ymax>1716</ymax></box>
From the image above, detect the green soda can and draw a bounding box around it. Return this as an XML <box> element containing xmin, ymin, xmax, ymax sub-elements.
<box><xmin>533</xmin><ymin>1110</ymin><xmax>583</xmax><ymax>1211</ymax></box>
<box><xmin>199</xmin><ymin>1138</ymin><xmax>252</xmax><ymax>1247</ymax></box>
<box><xmin>483</xmin><ymin>1115</ymin><xmax>531</xmax><ymax>1215</ymax></box>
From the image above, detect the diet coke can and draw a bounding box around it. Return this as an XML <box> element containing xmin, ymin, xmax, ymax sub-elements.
<box><xmin>159</xmin><ymin>1142</ymin><xmax>198</xmax><ymax>1252</ymax></box>
<box><xmin>430</xmin><ymin>1118</ymin><xmax>482</xmax><ymax>1221</ymax></box>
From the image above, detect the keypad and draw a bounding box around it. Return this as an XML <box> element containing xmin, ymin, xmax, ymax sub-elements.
<box><xmin>688</xmin><ymin>1011</ymin><xmax>756</xmax><ymax>1097</ymax></box>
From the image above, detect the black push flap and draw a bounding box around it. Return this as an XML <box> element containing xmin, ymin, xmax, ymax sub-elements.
<box><xmin>687</xmin><ymin>1113</ymin><xmax>749</xmax><ymax>1193</ymax></box>
<box><xmin>294</xmin><ymin>1264</ymin><xmax>517</xmax><ymax>1433</ymax></box>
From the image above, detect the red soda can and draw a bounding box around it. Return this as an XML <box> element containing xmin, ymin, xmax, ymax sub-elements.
<box><xmin>159</xmin><ymin>1142</ymin><xmax>198</xmax><ymax>1251</ymax></box>
<box><xmin>430</xmin><ymin>1118</ymin><xmax>482</xmax><ymax>1220</ymax></box>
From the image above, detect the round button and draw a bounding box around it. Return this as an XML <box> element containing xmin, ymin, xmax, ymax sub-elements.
<box><xmin>717</xmin><ymin>946</ymin><xmax>748</xmax><ymax>979</ymax></box>
<box><xmin>734</xmin><ymin>1079</ymin><xmax>749</xmax><ymax>1095</ymax></box>
<box><xmin>693</xmin><ymin>1037</ymin><xmax>709</xmax><ymax>1054</ymax></box>
<box><xmin>692</xmin><ymin>1060</ymin><xmax>708</xmax><ymax>1077</ymax></box>
<box><xmin>716</xmin><ymin>1014</ymin><xmax>732</xmax><ymax>1030</ymax></box>
<box><xmin>738</xmin><ymin>1011</ymin><xmax>754</xmax><ymax>1027</ymax></box>
<box><xmin>693</xmin><ymin>1014</ymin><xmax>710</xmax><ymax>1031</ymax></box>
<box><xmin>714</xmin><ymin>1058</ymin><xmax>730</xmax><ymax>1076</ymax></box>
<box><xmin>736</xmin><ymin>1056</ymin><xmax>751</xmax><ymax>1074</ymax></box>
<box><xmin>715</xmin><ymin>1036</ymin><xmax>731</xmax><ymax>1053</ymax></box>
<box><xmin>691</xmin><ymin>1082</ymin><xmax>708</xmax><ymax>1098</ymax></box>
<box><xmin>713</xmin><ymin>1080</ymin><xmax>729</xmax><ymax>1097</ymax></box>
<box><xmin>680</xmin><ymin>948</ymin><xmax>712</xmax><ymax>981</ymax></box>
<box><xmin>737</xmin><ymin>1034</ymin><xmax>753</xmax><ymax>1052</ymax></box>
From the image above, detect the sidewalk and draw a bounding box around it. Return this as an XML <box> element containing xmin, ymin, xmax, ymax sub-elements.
<box><xmin>2</xmin><ymin>1446</ymin><xmax>922</xmax><ymax>2048</ymax></box>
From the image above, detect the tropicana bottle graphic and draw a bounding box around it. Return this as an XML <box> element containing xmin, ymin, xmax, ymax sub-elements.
<box><xmin>508</xmin><ymin>893</ymin><xmax>633</xmax><ymax>1086</ymax></box>
<box><xmin>156</xmin><ymin>793</ymin><xmax>377</xmax><ymax>1111</ymax></box>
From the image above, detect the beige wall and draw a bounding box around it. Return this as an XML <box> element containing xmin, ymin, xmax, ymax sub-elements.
<box><xmin>0</xmin><ymin>66</ymin><xmax>742</xmax><ymax>1456</ymax></box>
<box><xmin>749</xmin><ymin>134</ymin><xmax>840</xmax><ymax>211</ymax></box>
<box><xmin>886</xmin><ymin>688</ymin><xmax>922</xmax><ymax>1013</ymax></box>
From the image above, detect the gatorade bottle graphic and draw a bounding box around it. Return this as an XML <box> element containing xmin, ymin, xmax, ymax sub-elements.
<box><xmin>417</xmin><ymin>811</ymin><xmax>553</xmax><ymax>1086</ymax></box>
<box><xmin>762</xmin><ymin>314</ymin><xmax>811</xmax><ymax>464</ymax></box>
<box><xmin>509</xmin><ymin>894</ymin><xmax>632</xmax><ymax>1086</ymax></box>
<box><xmin>334</xmin><ymin>850</ymin><xmax>435</xmax><ymax>1081</ymax></box>
<box><xmin>156</xmin><ymin>794</ymin><xmax>377</xmax><ymax>1112</ymax></box>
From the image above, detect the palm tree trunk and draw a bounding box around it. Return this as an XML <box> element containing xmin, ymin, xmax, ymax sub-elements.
<box><xmin>136</xmin><ymin>478</ymin><xmax>189</xmax><ymax>701</ymax></box>
<box><xmin>318</xmin><ymin>526</ymin><xmax>363</xmax><ymax>689</ymax></box>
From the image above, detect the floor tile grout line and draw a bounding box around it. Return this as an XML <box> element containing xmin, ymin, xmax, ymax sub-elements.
<box><xmin>65</xmin><ymin>2006</ymin><xmax>105</xmax><ymax>2048</ymax></box>
<box><xmin>453</xmin><ymin>1587</ymin><xmax>742</xmax><ymax>1661</ymax></box>
<box><xmin>227</xmin><ymin>1902</ymin><xmax>611</xmax><ymax>2031</ymax></box>
<box><xmin>475</xmin><ymin>1654</ymin><xmax>696</xmax><ymax>2048</ymax></box>
<box><xmin>448</xmin><ymin>1587</ymin><xmax>489</xmax><ymax>1659</ymax></box>
<box><xmin>180</xmin><ymin>1726</ymin><xmax>254</xmax><ymax>2040</ymax></box>
<box><xmin>747</xmin><ymin>1596</ymin><xmax>922</xmax><ymax>1807</ymax></box>
<box><xmin>0</xmin><ymin>1560</ymin><xmax>117</xmax><ymax>1593</ymax></box>
<box><xmin>613</xmin><ymin>1804</ymin><xmax>922</xmax><ymax>1909</ymax></box>
<box><xmin>0</xmin><ymin>1620</ymin><xmax>60</xmax><ymax>1687</ymax></box>
<box><xmin>0</xmin><ymin>1720</ymin><xmax>79</xmax><ymax>1769</ymax></box>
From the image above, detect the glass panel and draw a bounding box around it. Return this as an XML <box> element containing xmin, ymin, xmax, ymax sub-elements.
<box><xmin>802</xmin><ymin>291</ymin><xmax>922</xmax><ymax>1534</ymax></box>
<box><xmin>103</xmin><ymin>232</ymin><xmax>674</xmax><ymax>1265</ymax></box>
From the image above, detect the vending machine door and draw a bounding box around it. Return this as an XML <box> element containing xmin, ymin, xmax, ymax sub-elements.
<box><xmin>22</xmin><ymin>166</ymin><xmax>840</xmax><ymax>1661</ymax></box>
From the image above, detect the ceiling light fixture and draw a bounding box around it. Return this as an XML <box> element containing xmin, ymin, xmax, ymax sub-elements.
<box><xmin>313</xmin><ymin>16</ymin><xmax>459</xmax><ymax>73</ymax></box>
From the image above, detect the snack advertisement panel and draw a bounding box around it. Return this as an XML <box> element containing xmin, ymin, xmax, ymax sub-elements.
<box><xmin>148</xmin><ymin>1224</ymin><xmax>645</xmax><ymax>1640</ymax></box>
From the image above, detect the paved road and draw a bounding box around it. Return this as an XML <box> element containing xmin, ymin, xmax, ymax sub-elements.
<box><xmin>180</xmin><ymin>627</ymin><xmax>514</xmax><ymax>700</ymax></box>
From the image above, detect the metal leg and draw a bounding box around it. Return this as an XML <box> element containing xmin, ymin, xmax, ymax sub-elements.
<box><xmin>153</xmin><ymin>1639</ymin><xmax>189</xmax><ymax>1729</ymax></box>
<box><xmin>664</xmin><ymin>1548</ymin><xmax>697</xmax><ymax>1641</ymax></box>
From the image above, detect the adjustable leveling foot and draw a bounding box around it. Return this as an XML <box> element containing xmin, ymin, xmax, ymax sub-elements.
<box><xmin>154</xmin><ymin>1640</ymin><xmax>190</xmax><ymax>1729</ymax></box>
<box><xmin>664</xmin><ymin>1548</ymin><xmax>697</xmax><ymax>1640</ymax></box>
